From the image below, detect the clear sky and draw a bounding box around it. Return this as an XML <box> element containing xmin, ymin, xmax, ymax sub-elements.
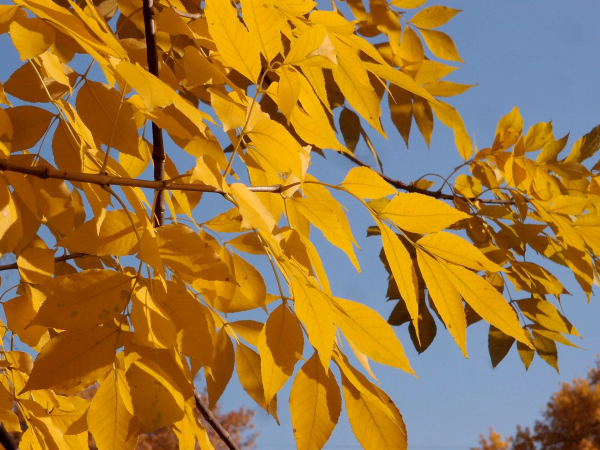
<box><xmin>1</xmin><ymin>1</ymin><xmax>600</xmax><ymax>450</ymax></box>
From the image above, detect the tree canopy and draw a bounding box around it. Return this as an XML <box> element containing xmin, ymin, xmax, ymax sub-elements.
<box><xmin>474</xmin><ymin>359</ymin><xmax>600</xmax><ymax>450</ymax></box>
<box><xmin>0</xmin><ymin>0</ymin><xmax>598</xmax><ymax>449</ymax></box>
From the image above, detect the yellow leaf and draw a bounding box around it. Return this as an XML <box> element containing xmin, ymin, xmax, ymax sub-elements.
<box><xmin>115</xmin><ymin>61</ymin><xmax>172</xmax><ymax>110</ymax></box>
<box><xmin>228</xmin><ymin>320</ymin><xmax>264</xmax><ymax>346</ymax></box>
<box><xmin>126</xmin><ymin>356</ymin><xmax>188</xmax><ymax>433</ymax></box>
<box><xmin>414</xmin><ymin>59</ymin><xmax>458</xmax><ymax>84</ymax></box>
<box><xmin>10</xmin><ymin>17</ymin><xmax>55</xmax><ymax>60</ymax></box>
<box><xmin>390</xmin><ymin>0</ymin><xmax>426</xmax><ymax>8</ymax></box>
<box><xmin>277</xmin><ymin>66</ymin><xmax>301</xmax><ymax>122</ymax></box>
<box><xmin>17</xmin><ymin>247</ymin><xmax>55</xmax><ymax>284</ymax></box>
<box><xmin>32</xmin><ymin>269</ymin><xmax>134</xmax><ymax>330</ymax></box>
<box><xmin>206</xmin><ymin>328</ymin><xmax>235</xmax><ymax>408</ymax></box>
<box><xmin>209</xmin><ymin>87</ymin><xmax>246</xmax><ymax>132</ymax></box>
<box><xmin>88</xmin><ymin>369</ymin><xmax>138</xmax><ymax>450</ymax></box>
<box><xmin>341</xmin><ymin>372</ymin><xmax>407</xmax><ymax>450</ymax></box>
<box><xmin>292</xmin><ymin>196</ymin><xmax>360</xmax><ymax>271</ymax></box>
<box><xmin>247</xmin><ymin>119</ymin><xmax>303</xmax><ymax>178</ymax></box>
<box><xmin>284</xmin><ymin>24</ymin><xmax>337</xmax><ymax>68</ymax></box>
<box><xmin>492</xmin><ymin>106</ymin><xmax>523</xmax><ymax>152</ymax></box>
<box><xmin>332</xmin><ymin>296</ymin><xmax>414</xmax><ymax>375</ymax></box>
<box><xmin>236</xmin><ymin>342</ymin><xmax>279</xmax><ymax>421</ymax></box>
<box><xmin>413</xmin><ymin>96</ymin><xmax>434</xmax><ymax>147</ymax></box>
<box><xmin>379</xmin><ymin>224</ymin><xmax>419</xmax><ymax>337</ymax></box>
<box><xmin>517</xmin><ymin>298</ymin><xmax>579</xmax><ymax>337</ymax></box>
<box><xmin>5</xmin><ymin>105</ymin><xmax>55</xmax><ymax>152</ymax></box>
<box><xmin>230</xmin><ymin>183</ymin><xmax>276</xmax><ymax>238</ymax></box>
<box><xmin>310</xmin><ymin>10</ymin><xmax>356</xmax><ymax>35</ymax></box>
<box><xmin>155</xmin><ymin>282</ymin><xmax>214</xmax><ymax>366</ymax></box>
<box><xmin>417</xmin><ymin>232</ymin><xmax>505</xmax><ymax>272</ymax></box>
<box><xmin>23</xmin><ymin>326</ymin><xmax>118</xmax><ymax>393</ymax></box>
<box><xmin>416</xmin><ymin>249</ymin><xmax>467</xmax><ymax>357</ymax></box>
<box><xmin>424</xmin><ymin>80</ymin><xmax>475</xmax><ymax>97</ymax></box>
<box><xmin>442</xmin><ymin>262</ymin><xmax>533</xmax><ymax>347</ymax></box>
<box><xmin>410</xmin><ymin>6</ymin><xmax>461</xmax><ymax>29</ymax></box>
<box><xmin>58</xmin><ymin>210</ymin><xmax>140</xmax><ymax>257</ymax></box>
<box><xmin>131</xmin><ymin>286</ymin><xmax>177</xmax><ymax>349</ymax></box>
<box><xmin>289</xmin><ymin>352</ymin><xmax>341</xmax><ymax>450</ymax></box>
<box><xmin>120</xmin><ymin>138</ymin><xmax>150</xmax><ymax>177</ymax></box>
<box><xmin>419</xmin><ymin>28</ymin><xmax>463</xmax><ymax>62</ymax></box>
<box><xmin>333</xmin><ymin>48</ymin><xmax>383</xmax><ymax>135</ymax></box>
<box><xmin>0</xmin><ymin>5</ymin><xmax>26</xmax><ymax>34</ymax></box>
<box><xmin>76</xmin><ymin>80</ymin><xmax>140</xmax><ymax>157</ymax></box>
<box><xmin>3</xmin><ymin>293</ymin><xmax>49</xmax><ymax>350</ymax></box>
<box><xmin>39</xmin><ymin>51</ymin><xmax>70</xmax><ymax>88</ymax></box>
<box><xmin>156</xmin><ymin>224</ymin><xmax>229</xmax><ymax>281</ymax></box>
<box><xmin>565</xmin><ymin>124</ymin><xmax>600</xmax><ymax>164</ymax></box>
<box><xmin>292</xmin><ymin>274</ymin><xmax>335</xmax><ymax>371</ymax></box>
<box><xmin>341</xmin><ymin>166</ymin><xmax>396</xmax><ymax>199</ymax></box>
<box><xmin>524</xmin><ymin>121</ymin><xmax>553</xmax><ymax>152</ymax></box>
<box><xmin>241</xmin><ymin>0</ymin><xmax>281</xmax><ymax>62</ymax></box>
<box><xmin>430</xmin><ymin>99</ymin><xmax>472</xmax><ymax>159</ymax></box>
<box><xmin>205</xmin><ymin>0</ymin><xmax>261</xmax><ymax>83</ymax></box>
<box><xmin>183</xmin><ymin>46</ymin><xmax>225</xmax><ymax>87</ymax></box>
<box><xmin>257</xmin><ymin>303</ymin><xmax>303</xmax><ymax>405</ymax></box>
<box><xmin>381</xmin><ymin>193</ymin><xmax>469</xmax><ymax>234</ymax></box>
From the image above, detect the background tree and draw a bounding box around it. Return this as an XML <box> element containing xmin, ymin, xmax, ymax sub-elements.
<box><xmin>0</xmin><ymin>0</ymin><xmax>598</xmax><ymax>449</ymax></box>
<box><xmin>474</xmin><ymin>359</ymin><xmax>600</xmax><ymax>450</ymax></box>
<box><xmin>8</xmin><ymin>387</ymin><xmax>257</xmax><ymax>449</ymax></box>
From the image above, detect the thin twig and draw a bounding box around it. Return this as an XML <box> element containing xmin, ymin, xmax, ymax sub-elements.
<box><xmin>339</xmin><ymin>151</ymin><xmax>519</xmax><ymax>205</ymax></box>
<box><xmin>0</xmin><ymin>253</ymin><xmax>87</xmax><ymax>272</ymax></box>
<box><xmin>193</xmin><ymin>390</ymin><xmax>241</xmax><ymax>450</ymax></box>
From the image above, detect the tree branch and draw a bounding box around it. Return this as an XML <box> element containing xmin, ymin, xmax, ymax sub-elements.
<box><xmin>0</xmin><ymin>423</ymin><xmax>18</xmax><ymax>450</ymax></box>
<box><xmin>0</xmin><ymin>158</ymin><xmax>286</xmax><ymax>193</ymax></box>
<box><xmin>0</xmin><ymin>253</ymin><xmax>87</xmax><ymax>272</ymax></box>
<box><xmin>194</xmin><ymin>390</ymin><xmax>241</xmax><ymax>450</ymax></box>
<box><xmin>340</xmin><ymin>151</ymin><xmax>519</xmax><ymax>205</ymax></box>
<box><xmin>0</xmin><ymin>158</ymin><xmax>515</xmax><ymax>204</ymax></box>
<box><xmin>142</xmin><ymin>0</ymin><xmax>166</xmax><ymax>227</ymax></box>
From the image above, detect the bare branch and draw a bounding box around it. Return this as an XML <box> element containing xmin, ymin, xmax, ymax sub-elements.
<box><xmin>194</xmin><ymin>390</ymin><xmax>241</xmax><ymax>450</ymax></box>
<box><xmin>0</xmin><ymin>253</ymin><xmax>87</xmax><ymax>272</ymax></box>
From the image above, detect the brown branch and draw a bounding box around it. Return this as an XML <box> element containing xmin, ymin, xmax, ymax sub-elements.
<box><xmin>0</xmin><ymin>423</ymin><xmax>18</xmax><ymax>450</ymax></box>
<box><xmin>0</xmin><ymin>253</ymin><xmax>87</xmax><ymax>272</ymax></box>
<box><xmin>340</xmin><ymin>151</ymin><xmax>519</xmax><ymax>205</ymax></box>
<box><xmin>142</xmin><ymin>0</ymin><xmax>166</xmax><ymax>227</ymax></box>
<box><xmin>0</xmin><ymin>158</ymin><xmax>517</xmax><ymax>204</ymax></box>
<box><xmin>0</xmin><ymin>159</ymin><xmax>286</xmax><ymax>194</ymax></box>
<box><xmin>172</xmin><ymin>7</ymin><xmax>201</xmax><ymax>19</ymax></box>
<box><xmin>194</xmin><ymin>390</ymin><xmax>241</xmax><ymax>450</ymax></box>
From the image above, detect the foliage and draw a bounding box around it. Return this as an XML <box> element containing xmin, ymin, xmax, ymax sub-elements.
<box><xmin>0</xmin><ymin>0</ymin><xmax>597</xmax><ymax>448</ymax></box>
<box><xmin>473</xmin><ymin>360</ymin><xmax>600</xmax><ymax>450</ymax></box>
<box><xmin>7</xmin><ymin>387</ymin><xmax>257</xmax><ymax>449</ymax></box>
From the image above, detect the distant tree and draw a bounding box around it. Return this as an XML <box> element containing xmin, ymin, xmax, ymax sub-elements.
<box><xmin>474</xmin><ymin>360</ymin><xmax>600</xmax><ymax>450</ymax></box>
<box><xmin>9</xmin><ymin>387</ymin><xmax>258</xmax><ymax>450</ymax></box>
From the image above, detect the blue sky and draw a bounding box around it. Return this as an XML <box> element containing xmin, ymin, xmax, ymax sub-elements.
<box><xmin>1</xmin><ymin>1</ymin><xmax>600</xmax><ymax>449</ymax></box>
